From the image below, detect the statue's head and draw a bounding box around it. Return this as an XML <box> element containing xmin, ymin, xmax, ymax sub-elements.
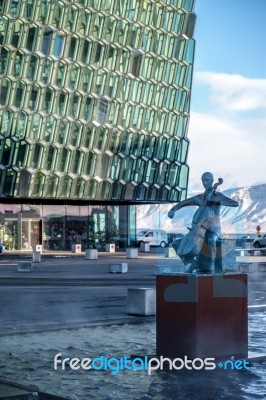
<box><xmin>201</xmin><ymin>172</ymin><xmax>214</xmax><ymax>190</ymax></box>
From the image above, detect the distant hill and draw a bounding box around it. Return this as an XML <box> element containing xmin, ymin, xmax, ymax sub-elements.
<box><xmin>136</xmin><ymin>184</ymin><xmax>266</xmax><ymax>236</ymax></box>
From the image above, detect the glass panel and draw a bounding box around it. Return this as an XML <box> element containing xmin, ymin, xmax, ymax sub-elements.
<box><xmin>79</xmin><ymin>9</ymin><xmax>91</xmax><ymax>35</ymax></box>
<box><xmin>41</xmin><ymin>115</ymin><xmax>56</xmax><ymax>142</ymax></box>
<box><xmin>118</xmin><ymin>131</ymin><xmax>132</xmax><ymax>156</ymax></box>
<box><xmin>83</xmin><ymin>96</ymin><xmax>94</xmax><ymax>120</ymax></box>
<box><xmin>120</xmin><ymin>158</ymin><xmax>133</xmax><ymax>182</ymax></box>
<box><xmin>0</xmin><ymin>108</ymin><xmax>13</xmax><ymax>138</ymax></box>
<box><xmin>55</xmin><ymin>61</ymin><xmax>67</xmax><ymax>87</ymax></box>
<box><xmin>30</xmin><ymin>143</ymin><xmax>43</xmax><ymax>169</ymax></box>
<box><xmin>142</xmin><ymin>135</ymin><xmax>155</xmax><ymax>158</ymax></box>
<box><xmin>110</xmin><ymin>155</ymin><xmax>121</xmax><ymax>181</ymax></box>
<box><xmin>24</xmin><ymin>0</ymin><xmax>35</xmax><ymax>19</ymax></box>
<box><xmin>84</xmin><ymin>152</ymin><xmax>96</xmax><ymax>176</ymax></box>
<box><xmin>14</xmin><ymin>82</ymin><xmax>26</xmax><ymax>108</ymax></box>
<box><xmin>69</xmin><ymin>93</ymin><xmax>81</xmax><ymax>118</ymax></box>
<box><xmin>42</xmin><ymin>27</ymin><xmax>53</xmax><ymax>55</ymax></box>
<box><xmin>71</xmin><ymin>150</ymin><xmax>83</xmax><ymax>175</ymax></box>
<box><xmin>56</xmin><ymin>147</ymin><xmax>70</xmax><ymax>173</ymax></box>
<box><xmin>0</xmin><ymin>17</ymin><xmax>8</xmax><ymax>45</ymax></box>
<box><xmin>43</xmin><ymin>88</ymin><xmax>54</xmax><ymax>113</ymax></box>
<box><xmin>11</xmin><ymin>21</ymin><xmax>23</xmax><ymax>48</ymax></box>
<box><xmin>70</xmin><ymin>122</ymin><xmax>82</xmax><ymax>147</ymax></box>
<box><xmin>14</xmin><ymin>140</ymin><xmax>28</xmax><ymax>168</ymax></box>
<box><xmin>81</xmin><ymin>123</ymin><xmax>95</xmax><ymax>149</ymax></box>
<box><xmin>44</xmin><ymin>146</ymin><xmax>57</xmax><ymax>171</ymax></box>
<box><xmin>44</xmin><ymin>175</ymin><xmax>59</xmax><ymax>197</ymax></box>
<box><xmin>41</xmin><ymin>58</ymin><xmax>53</xmax><ymax>84</ymax></box>
<box><xmin>68</xmin><ymin>64</ymin><xmax>80</xmax><ymax>90</ymax></box>
<box><xmin>0</xmin><ymin>47</ymin><xmax>8</xmax><ymax>75</ymax></box>
<box><xmin>29</xmin><ymin>84</ymin><xmax>40</xmax><ymax>111</ymax></box>
<box><xmin>131</xmin><ymin>133</ymin><xmax>143</xmax><ymax>157</ymax></box>
<box><xmin>132</xmin><ymin>159</ymin><xmax>144</xmax><ymax>183</ymax></box>
<box><xmin>31</xmin><ymin>175</ymin><xmax>45</xmax><ymax>197</ymax></box>
<box><xmin>26</xmin><ymin>54</ymin><xmax>39</xmax><ymax>81</ymax></box>
<box><xmin>80</xmin><ymin>67</ymin><xmax>93</xmax><ymax>92</ymax></box>
<box><xmin>144</xmin><ymin>160</ymin><xmax>156</xmax><ymax>184</ymax></box>
<box><xmin>13</xmin><ymin>111</ymin><xmax>27</xmax><ymax>140</ymax></box>
<box><xmin>26</xmin><ymin>25</ymin><xmax>37</xmax><ymax>52</ymax></box>
<box><xmin>1</xmin><ymin>139</ymin><xmax>13</xmax><ymax>166</ymax></box>
<box><xmin>2</xmin><ymin>169</ymin><xmax>16</xmax><ymax>196</ymax></box>
<box><xmin>12</xmin><ymin>52</ymin><xmax>23</xmax><ymax>77</ymax></box>
<box><xmin>58</xmin><ymin>176</ymin><xmax>72</xmax><ymax>198</ymax></box>
<box><xmin>30</xmin><ymin>114</ymin><xmax>42</xmax><ymax>141</ymax></box>
<box><xmin>52</xmin><ymin>32</ymin><xmax>65</xmax><ymax>58</ymax></box>
<box><xmin>55</xmin><ymin>119</ymin><xmax>69</xmax><ymax>144</ymax></box>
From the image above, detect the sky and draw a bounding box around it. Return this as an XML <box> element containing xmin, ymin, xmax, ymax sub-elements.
<box><xmin>187</xmin><ymin>0</ymin><xmax>266</xmax><ymax>192</ymax></box>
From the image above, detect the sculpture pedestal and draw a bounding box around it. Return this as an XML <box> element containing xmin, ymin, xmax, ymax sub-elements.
<box><xmin>156</xmin><ymin>273</ymin><xmax>248</xmax><ymax>359</ymax></box>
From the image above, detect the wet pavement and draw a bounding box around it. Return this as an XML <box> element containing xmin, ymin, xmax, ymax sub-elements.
<box><xmin>0</xmin><ymin>252</ymin><xmax>266</xmax><ymax>399</ymax></box>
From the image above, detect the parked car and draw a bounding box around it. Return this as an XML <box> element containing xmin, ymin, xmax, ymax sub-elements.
<box><xmin>136</xmin><ymin>229</ymin><xmax>168</xmax><ymax>248</ymax></box>
<box><xmin>253</xmin><ymin>234</ymin><xmax>266</xmax><ymax>248</ymax></box>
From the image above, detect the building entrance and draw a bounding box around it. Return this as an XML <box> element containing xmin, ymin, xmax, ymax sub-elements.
<box><xmin>21</xmin><ymin>219</ymin><xmax>42</xmax><ymax>250</ymax></box>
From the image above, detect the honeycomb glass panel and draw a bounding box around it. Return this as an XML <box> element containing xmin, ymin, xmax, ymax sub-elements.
<box><xmin>85</xmin><ymin>152</ymin><xmax>97</xmax><ymax>177</ymax></box>
<box><xmin>11</xmin><ymin>20</ymin><xmax>23</xmax><ymax>48</ymax></box>
<box><xmin>0</xmin><ymin>47</ymin><xmax>9</xmax><ymax>75</ymax></box>
<box><xmin>144</xmin><ymin>160</ymin><xmax>157</xmax><ymax>185</ymax></box>
<box><xmin>0</xmin><ymin>108</ymin><xmax>13</xmax><ymax>138</ymax></box>
<box><xmin>44</xmin><ymin>174</ymin><xmax>59</xmax><ymax>197</ymax></box>
<box><xmin>0</xmin><ymin>0</ymin><xmax>196</xmax><ymax>202</ymax></box>
<box><xmin>30</xmin><ymin>143</ymin><xmax>43</xmax><ymax>169</ymax></box>
<box><xmin>12</xmin><ymin>111</ymin><xmax>28</xmax><ymax>140</ymax></box>
<box><xmin>23</xmin><ymin>0</ymin><xmax>35</xmax><ymax>19</ymax></box>
<box><xmin>110</xmin><ymin>155</ymin><xmax>121</xmax><ymax>181</ymax></box>
<box><xmin>26</xmin><ymin>55</ymin><xmax>39</xmax><ymax>82</ymax></box>
<box><xmin>14</xmin><ymin>140</ymin><xmax>28</xmax><ymax>168</ymax></box>
<box><xmin>56</xmin><ymin>119</ymin><xmax>69</xmax><ymax>145</ymax></box>
<box><xmin>30</xmin><ymin>114</ymin><xmax>42</xmax><ymax>141</ymax></box>
<box><xmin>132</xmin><ymin>159</ymin><xmax>144</xmax><ymax>183</ymax></box>
<box><xmin>44</xmin><ymin>146</ymin><xmax>57</xmax><ymax>171</ymax></box>
<box><xmin>0</xmin><ymin>17</ymin><xmax>8</xmax><ymax>45</ymax></box>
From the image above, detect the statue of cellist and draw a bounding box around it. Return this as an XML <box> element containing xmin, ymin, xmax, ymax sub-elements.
<box><xmin>168</xmin><ymin>172</ymin><xmax>239</xmax><ymax>274</ymax></box>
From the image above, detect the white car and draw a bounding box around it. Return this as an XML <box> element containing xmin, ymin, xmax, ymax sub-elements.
<box><xmin>253</xmin><ymin>234</ymin><xmax>266</xmax><ymax>248</ymax></box>
<box><xmin>137</xmin><ymin>229</ymin><xmax>168</xmax><ymax>248</ymax></box>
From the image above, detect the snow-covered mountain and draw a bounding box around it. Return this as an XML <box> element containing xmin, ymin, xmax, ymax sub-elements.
<box><xmin>136</xmin><ymin>184</ymin><xmax>266</xmax><ymax>235</ymax></box>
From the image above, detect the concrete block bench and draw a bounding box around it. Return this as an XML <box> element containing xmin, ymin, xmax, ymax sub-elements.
<box><xmin>140</xmin><ymin>243</ymin><xmax>150</xmax><ymax>252</ymax></box>
<box><xmin>236</xmin><ymin>248</ymin><xmax>261</xmax><ymax>256</ymax></box>
<box><xmin>164</xmin><ymin>247</ymin><xmax>177</xmax><ymax>258</ymax></box>
<box><xmin>109</xmin><ymin>263</ymin><xmax>128</xmax><ymax>273</ymax></box>
<box><xmin>32</xmin><ymin>251</ymin><xmax>41</xmax><ymax>263</ymax></box>
<box><xmin>127</xmin><ymin>288</ymin><xmax>156</xmax><ymax>316</ymax></box>
<box><xmin>85</xmin><ymin>249</ymin><xmax>98</xmax><ymax>260</ymax></box>
<box><xmin>126</xmin><ymin>248</ymin><xmax>138</xmax><ymax>259</ymax></box>
<box><xmin>237</xmin><ymin>263</ymin><xmax>259</xmax><ymax>273</ymax></box>
<box><xmin>17</xmin><ymin>261</ymin><xmax>33</xmax><ymax>272</ymax></box>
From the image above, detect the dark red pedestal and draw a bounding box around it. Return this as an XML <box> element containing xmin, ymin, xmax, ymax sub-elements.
<box><xmin>156</xmin><ymin>274</ymin><xmax>248</xmax><ymax>359</ymax></box>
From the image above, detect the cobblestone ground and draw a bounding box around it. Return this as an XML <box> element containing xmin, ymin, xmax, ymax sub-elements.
<box><xmin>1</xmin><ymin>312</ymin><xmax>266</xmax><ymax>400</ymax></box>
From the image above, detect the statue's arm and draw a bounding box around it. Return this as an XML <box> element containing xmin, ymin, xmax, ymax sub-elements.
<box><xmin>168</xmin><ymin>196</ymin><xmax>200</xmax><ymax>219</ymax></box>
<box><xmin>213</xmin><ymin>192</ymin><xmax>239</xmax><ymax>207</ymax></box>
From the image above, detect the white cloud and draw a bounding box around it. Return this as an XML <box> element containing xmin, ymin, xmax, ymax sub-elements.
<box><xmin>187</xmin><ymin>111</ymin><xmax>266</xmax><ymax>191</ymax></box>
<box><xmin>194</xmin><ymin>71</ymin><xmax>266</xmax><ymax>111</ymax></box>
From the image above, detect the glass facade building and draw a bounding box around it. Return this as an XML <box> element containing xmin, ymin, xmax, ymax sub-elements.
<box><xmin>0</xmin><ymin>0</ymin><xmax>196</xmax><ymax>250</ymax></box>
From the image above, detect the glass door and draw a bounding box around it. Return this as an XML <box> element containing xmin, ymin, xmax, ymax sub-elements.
<box><xmin>21</xmin><ymin>219</ymin><xmax>42</xmax><ymax>250</ymax></box>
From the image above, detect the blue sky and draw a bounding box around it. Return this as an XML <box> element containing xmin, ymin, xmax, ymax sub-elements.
<box><xmin>187</xmin><ymin>0</ymin><xmax>266</xmax><ymax>192</ymax></box>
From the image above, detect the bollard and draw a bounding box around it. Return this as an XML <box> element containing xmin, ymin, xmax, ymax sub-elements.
<box><xmin>17</xmin><ymin>261</ymin><xmax>33</xmax><ymax>272</ymax></box>
<box><xmin>32</xmin><ymin>251</ymin><xmax>41</xmax><ymax>263</ymax></box>
<box><xmin>126</xmin><ymin>248</ymin><xmax>138</xmax><ymax>259</ymax></box>
<box><xmin>85</xmin><ymin>249</ymin><xmax>98</xmax><ymax>260</ymax></box>
<box><xmin>127</xmin><ymin>288</ymin><xmax>156</xmax><ymax>316</ymax></box>
<box><xmin>109</xmin><ymin>263</ymin><xmax>128</xmax><ymax>273</ymax></box>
